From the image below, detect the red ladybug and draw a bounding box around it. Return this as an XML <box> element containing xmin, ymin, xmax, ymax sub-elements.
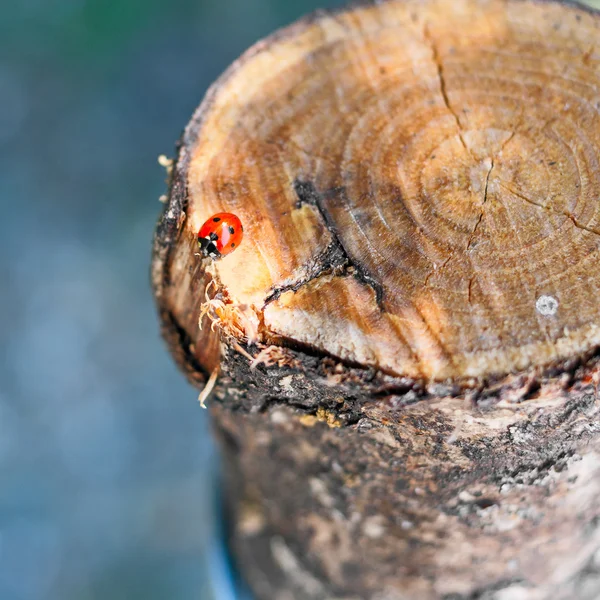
<box><xmin>197</xmin><ymin>212</ymin><xmax>243</xmax><ymax>260</ymax></box>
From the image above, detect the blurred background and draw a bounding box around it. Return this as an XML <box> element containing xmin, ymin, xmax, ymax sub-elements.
<box><xmin>0</xmin><ymin>1</ymin><xmax>347</xmax><ymax>599</ymax></box>
<box><xmin>3</xmin><ymin>0</ymin><xmax>600</xmax><ymax>599</ymax></box>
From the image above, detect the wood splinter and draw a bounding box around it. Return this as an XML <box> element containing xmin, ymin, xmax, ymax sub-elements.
<box><xmin>152</xmin><ymin>0</ymin><xmax>600</xmax><ymax>598</ymax></box>
<box><xmin>198</xmin><ymin>367</ymin><xmax>219</xmax><ymax>409</ymax></box>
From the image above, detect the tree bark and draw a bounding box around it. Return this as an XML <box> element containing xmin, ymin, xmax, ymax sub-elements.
<box><xmin>152</xmin><ymin>1</ymin><xmax>600</xmax><ymax>598</ymax></box>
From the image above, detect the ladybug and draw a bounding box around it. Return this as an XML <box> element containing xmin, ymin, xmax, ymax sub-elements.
<box><xmin>197</xmin><ymin>212</ymin><xmax>243</xmax><ymax>260</ymax></box>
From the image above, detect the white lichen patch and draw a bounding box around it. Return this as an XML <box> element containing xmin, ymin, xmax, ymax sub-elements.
<box><xmin>238</xmin><ymin>502</ymin><xmax>266</xmax><ymax>536</ymax></box>
<box><xmin>536</xmin><ymin>295</ymin><xmax>558</xmax><ymax>316</ymax></box>
<box><xmin>278</xmin><ymin>375</ymin><xmax>295</xmax><ymax>392</ymax></box>
<box><xmin>270</xmin><ymin>409</ymin><xmax>290</xmax><ymax>424</ymax></box>
<box><xmin>270</xmin><ymin>537</ymin><xmax>325</xmax><ymax>597</ymax></box>
<box><xmin>309</xmin><ymin>477</ymin><xmax>335</xmax><ymax>508</ymax></box>
<box><xmin>362</xmin><ymin>515</ymin><xmax>387</xmax><ymax>539</ymax></box>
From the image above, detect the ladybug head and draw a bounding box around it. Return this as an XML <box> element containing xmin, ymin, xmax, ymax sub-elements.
<box><xmin>198</xmin><ymin>231</ymin><xmax>221</xmax><ymax>260</ymax></box>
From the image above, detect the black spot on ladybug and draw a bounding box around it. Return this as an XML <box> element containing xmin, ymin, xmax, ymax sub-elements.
<box><xmin>229</xmin><ymin>226</ymin><xmax>235</xmax><ymax>234</ymax></box>
<box><xmin>213</xmin><ymin>217</ymin><xmax>221</xmax><ymax>222</ymax></box>
<box><xmin>231</xmin><ymin>243</ymin><xmax>235</xmax><ymax>248</ymax></box>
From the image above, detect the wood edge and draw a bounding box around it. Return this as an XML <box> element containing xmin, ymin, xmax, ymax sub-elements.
<box><xmin>209</xmin><ymin>336</ymin><xmax>600</xmax><ymax>423</ymax></box>
<box><xmin>151</xmin><ymin>132</ymin><xmax>208</xmax><ymax>384</ymax></box>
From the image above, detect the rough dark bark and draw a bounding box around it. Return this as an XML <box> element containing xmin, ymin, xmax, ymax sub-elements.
<box><xmin>210</xmin><ymin>348</ymin><xmax>600</xmax><ymax>600</ymax></box>
<box><xmin>152</xmin><ymin>0</ymin><xmax>600</xmax><ymax>598</ymax></box>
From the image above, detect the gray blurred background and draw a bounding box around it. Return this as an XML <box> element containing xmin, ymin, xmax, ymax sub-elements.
<box><xmin>0</xmin><ymin>1</ymin><xmax>343</xmax><ymax>599</ymax></box>
<box><xmin>3</xmin><ymin>0</ymin><xmax>600</xmax><ymax>599</ymax></box>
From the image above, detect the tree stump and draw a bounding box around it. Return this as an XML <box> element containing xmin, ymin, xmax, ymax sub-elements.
<box><xmin>152</xmin><ymin>0</ymin><xmax>600</xmax><ymax>598</ymax></box>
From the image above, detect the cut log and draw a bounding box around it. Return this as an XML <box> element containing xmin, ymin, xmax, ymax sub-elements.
<box><xmin>152</xmin><ymin>1</ymin><xmax>600</xmax><ymax>598</ymax></box>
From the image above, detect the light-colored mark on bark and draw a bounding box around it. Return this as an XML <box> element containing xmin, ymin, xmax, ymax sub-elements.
<box><xmin>309</xmin><ymin>477</ymin><xmax>336</xmax><ymax>508</ymax></box>
<box><xmin>536</xmin><ymin>295</ymin><xmax>559</xmax><ymax>317</ymax></box>
<box><xmin>270</xmin><ymin>536</ymin><xmax>325</xmax><ymax>597</ymax></box>
<box><xmin>279</xmin><ymin>374</ymin><xmax>295</xmax><ymax>392</ymax></box>
<box><xmin>363</xmin><ymin>515</ymin><xmax>387</xmax><ymax>539</ymax></box>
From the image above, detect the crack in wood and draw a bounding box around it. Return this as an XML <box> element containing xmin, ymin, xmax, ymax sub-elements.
<box><xmin>424</xmin><ymin>25</ymin><xmax>470</xmax><ymax>153</ymax></box>
<box><xmin>424</xmin><ymin>254</ymin><xmax>453</xmax><ymax>287</ymax></box>
<box><xmin>424</xmin><ymin>156</ymin><xmax>496</xmax><ymax>287</ymax></box>
<box><xmin>500</xmin><ymin>183</ymin><xmax>600</xmax><ymax>238</ymax></box>
<box><xmin>467</xmin><ymin>276</ymin><xmax>475</xmax><ymax>304</ymax></box>
<box><xmin>467</xmin><ymin>159</ymin><xmax>494</xmax><ymax>251</ymax></box>
<box><xmin>262</xmin><ymin>240</ymin><xmax>348</xmax><ymax>306</ymax></box>
<box><xmin>264</xmin><ymin>179</ymin><xmax>387</xmax><ymax>307</ymax></box>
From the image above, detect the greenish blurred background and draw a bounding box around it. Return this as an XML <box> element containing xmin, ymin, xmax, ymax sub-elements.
<box><xmin>0</xmin><ymin>1</ymin><xmax>344</xmax><ymax>599</ymax></box>
<box><xmin>3</xmin><ymin>0</ymin><xmax>600</xmax><ymax>599</ymax></box>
